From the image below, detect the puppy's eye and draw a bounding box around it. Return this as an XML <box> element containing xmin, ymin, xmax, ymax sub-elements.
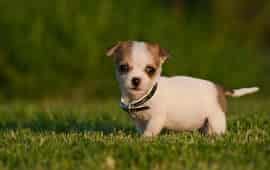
<box><xmin>145</xmin><ymin>66</ymin><xmax>156</xmax><ymax>76</ymax></box>
<box><xmin>119</xmin><ymin>64</ymin><xmax>129</xmax><ymax>73</ymax></box>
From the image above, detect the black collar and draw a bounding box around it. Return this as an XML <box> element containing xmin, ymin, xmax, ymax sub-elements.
<box><xmin>120</xmin><ymin>83</ymin><xmax>158</xmax><ymax>113</ymax></box>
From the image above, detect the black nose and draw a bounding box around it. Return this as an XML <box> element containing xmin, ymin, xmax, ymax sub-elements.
<box><xmin>131</xmin><ymin>77</ymin><xmax>141</xmax><ymax>87</ymax></box>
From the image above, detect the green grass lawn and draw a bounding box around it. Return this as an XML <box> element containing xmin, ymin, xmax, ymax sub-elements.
<box><xmin>0</xmin><ymin>97</ymin><xmax>269</xmax><ymax>170</ymax></box>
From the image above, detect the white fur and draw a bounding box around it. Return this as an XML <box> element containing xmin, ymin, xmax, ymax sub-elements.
<box><xmin>135</xmin><ymin>76</ymin><xmax>226</xmax><ymax>136</ymax></box>
<box><xmin>230</xmin><ymin>87</ymin><xmax>259</xmax><ymax>97</ymax></box>
<box><xmin>115</xmin><ymin>41</ymin><xmax>259</xmax><ymax>137</ymax></box>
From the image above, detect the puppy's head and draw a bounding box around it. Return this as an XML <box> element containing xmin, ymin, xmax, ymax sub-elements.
<box><xmin>107</xmin><ymin>41</ymin><xmax>169</xmax><ymax>100</ymax></box>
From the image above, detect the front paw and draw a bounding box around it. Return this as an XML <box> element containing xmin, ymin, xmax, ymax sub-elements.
<box><xmin>142</xmin><ymin>131</ymin><xmax>157</xmax><ymax>138</ymax></box>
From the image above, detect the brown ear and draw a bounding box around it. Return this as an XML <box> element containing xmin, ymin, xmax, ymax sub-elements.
<box><xmin>158</xmin><ymin>45</ymin><xmax>170</xmax><ymax>62</ymax></box>
<box><xmin>146</xmin><ymin>42</ymin><xmax>170</xmax><ymax>63</ymax></box>
<box><xmin>106</xmin><ymin>41</ymin><xmax>122</xmax><ymax>57</ymax></box>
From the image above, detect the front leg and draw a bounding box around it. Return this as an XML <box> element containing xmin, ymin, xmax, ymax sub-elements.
<box><xmin>134</xmin><ymin>120</ymin><xmax>147</xmax><ymax>134</ymax></box>
<box><xmin>143</xmin><ymin>115</ymin><xmax>165</xmax><ymax>137</ymax></box>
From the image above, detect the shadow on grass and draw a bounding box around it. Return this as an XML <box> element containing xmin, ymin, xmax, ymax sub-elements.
<box><xmin>0</xmin><ymin>116</ymin><xmax>136</xmax><ymax>135</ymax></box>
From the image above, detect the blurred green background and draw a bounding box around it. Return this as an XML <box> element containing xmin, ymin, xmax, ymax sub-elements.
<box><xmin>0</xmin><ymin>0</ymin><xmax>269</xmax><ymax>100</ymax></box>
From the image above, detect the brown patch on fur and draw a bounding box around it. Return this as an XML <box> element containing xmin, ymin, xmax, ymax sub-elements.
<box><xmin>144</xmin><ymin>65</ymin><xmax>157</xmax><ymax>79</ymax></box>
<box><xmin>198</xmin><ymin>118</ymin><xmax>209</xmax><ymax>135</ymax></box>
<box><xmin>224</xmin><ymin>89</ymin><xmax>234</xmax><ymax>96</ymax></box>
<box><xmin>146</xmin><ymin>42</ymin><xmax>169</xmax><ymax>67</ymax></box>
<box><xmin>106</xmin><ymin>41</ymin><xmax>133</xmax><ymax>64</ymax></box>
<box><xmin>215</xmin><ymin>84</ymin><xmax>228</xmax><ymax>112</ymax></box>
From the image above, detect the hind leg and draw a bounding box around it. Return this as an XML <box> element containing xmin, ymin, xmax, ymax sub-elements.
<box><xmin>207</xmin><ymin>111</ymin><xmax>226</xmax><ymax>135</ymax></box>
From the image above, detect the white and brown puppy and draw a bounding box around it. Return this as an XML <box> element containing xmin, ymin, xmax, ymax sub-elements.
<box><xmin>107</xmin><ymin>41</ymin><xmax>259</xmax><ymax>137</ymax></box>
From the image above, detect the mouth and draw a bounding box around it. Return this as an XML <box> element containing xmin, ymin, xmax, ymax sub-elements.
<box><xmin>129</xmin><ymin>87</ymin><xmax>142</xmax><ymax>91</ymax></box>
<box><xmin>128</xmin><ymin>86</ymin><xmax>145</xmax><ymax>93</ymax></box>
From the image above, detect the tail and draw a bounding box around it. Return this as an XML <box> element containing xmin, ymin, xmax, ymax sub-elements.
<box><xmin>225</xmin><ymin>87</ymin><xmax>259</xmax><ymax>97</ymax></box>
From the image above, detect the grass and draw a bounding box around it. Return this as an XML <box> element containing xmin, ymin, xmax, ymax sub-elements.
<box><xmin>0</xmin><ymin>96</ymin><xmax>269</xmax><ymax>170</ymax></box>
<box><xmin>1</xmin><ymin>0</ymin><xmax>269</xmax><ymax>98</ymax></box>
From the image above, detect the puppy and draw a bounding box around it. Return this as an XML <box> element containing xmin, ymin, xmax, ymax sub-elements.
<box><xmin>107</xmin><ymin>41</ymin><xmax>259</xmax><ymax>137</ymax></box>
